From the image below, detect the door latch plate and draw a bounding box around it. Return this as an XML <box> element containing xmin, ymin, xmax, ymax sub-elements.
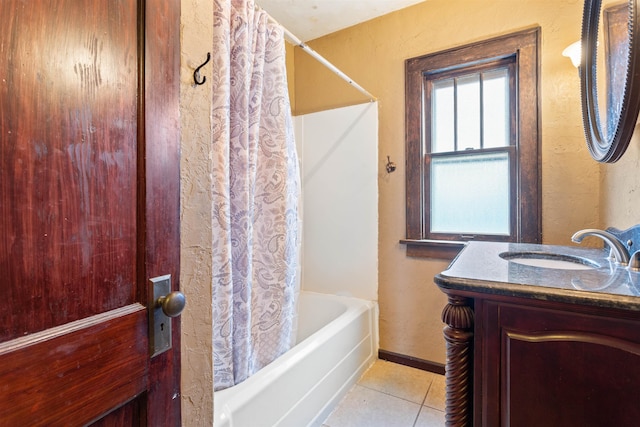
<box><xmin>150</xmin><ymin>274</ymin><xmax>172</xmax><ymax>357</ymax></box>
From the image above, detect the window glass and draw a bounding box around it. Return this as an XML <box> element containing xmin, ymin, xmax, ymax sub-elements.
<box><xmin>432</xmin><ymin>79</ymin><xmax>455</xmax><ymax>153</ymax></box>
<box><xmin>483</xmin><ymin>68</ymin><xmax>509</xmax><ymax>148</ymax></box>
<box><xmin>430</xmin><ymin>152</ymin><xmax>510</xmax><ymax>235</ymax></box>
<box><xmin>456</xmin><ymin>74</ymin><xmax>481</xmax><ymax>150</ymax></box>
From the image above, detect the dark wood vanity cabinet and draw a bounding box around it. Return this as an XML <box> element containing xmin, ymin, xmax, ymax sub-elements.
<box><xmin>448</xmin><ymin>293</ymin><xmax>640</xmax><ymax>427</ymax></box>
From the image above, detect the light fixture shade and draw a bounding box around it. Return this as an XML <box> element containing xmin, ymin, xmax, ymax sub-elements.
<box><xmin>562</xmin><ymin>40</ymin><xmax>581</xmax><ymax>68</ymax></box>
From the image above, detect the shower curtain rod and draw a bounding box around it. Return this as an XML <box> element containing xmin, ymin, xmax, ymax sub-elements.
<box><xmin>259</xmin><ymin>6</ymin><xmax>377</xmax><ymax>102</ymax></box>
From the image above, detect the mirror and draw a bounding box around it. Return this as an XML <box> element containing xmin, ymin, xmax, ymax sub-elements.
<box><xmin>581</xmin><ymin>0</ymin><xmax>640</xmax><ymax>162</ymax></box>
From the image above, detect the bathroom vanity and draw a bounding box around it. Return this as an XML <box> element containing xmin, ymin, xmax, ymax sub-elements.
<box><xmin>434</xmin><ymin>241</ymin><xmax>640</xmax><ymax>427</ymax></box>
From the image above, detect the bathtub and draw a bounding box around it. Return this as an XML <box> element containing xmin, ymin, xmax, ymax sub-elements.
<box><xmin>213</xmin><ymin>291</ymin><xmax>379</xmax><ymax>427</ymax></box>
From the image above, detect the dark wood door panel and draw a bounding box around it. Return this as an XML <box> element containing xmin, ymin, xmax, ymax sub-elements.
<box><xmin>0</xmin><ymin>0</ymin><xmax>138</xmax><ymax>340</ymax></box>
<box><xmin>0</xmin><ymin>305</ymin><xmax>147</xmax><ymax>425</ymax></box>
<box><xmin>497</xmin><ymin>303</ymin><xmax>640</xmax><ymax>427</ymax></box>
<box><xmin>503</xmin><ymin>330</ymin><xmax>640</xmax><ymax>426</ymax></box>
<box><xmin>1</xmin><ymin>0</ymin><xmax>181</xmax><ymax>423</ymax></box>
<box><xmin>89</xmin><ymin>399</ymin><xmax>142</xmax><ymax>427</ymax></box>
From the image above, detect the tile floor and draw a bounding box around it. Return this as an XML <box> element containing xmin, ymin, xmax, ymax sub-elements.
<box><xmin>321</xmin><ymin>360</ymin><xmax>446</xmax><ymax>427</ymax></box>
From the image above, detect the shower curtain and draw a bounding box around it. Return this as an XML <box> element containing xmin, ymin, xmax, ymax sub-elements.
<box><xmin>211</xmin><ymin>0</ymin><xmax>301</xmax><ymax>391</ymax></box>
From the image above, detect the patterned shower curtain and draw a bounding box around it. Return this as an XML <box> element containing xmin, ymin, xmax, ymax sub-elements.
<box><xmin>211</xmin><ymin>0</ymin><xmax>301</xmax><ymax>391</ymax></box>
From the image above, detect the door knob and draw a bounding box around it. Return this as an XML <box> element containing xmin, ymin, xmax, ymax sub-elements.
<box><xmin>149</xmin><ymin>275</ymin><xmax>186</xmax><ymax>357</ymax></box>
<box><xmin>156</xmin><ymin>291</ymin><xmax>186</xmax><ymax>317</ymax></box>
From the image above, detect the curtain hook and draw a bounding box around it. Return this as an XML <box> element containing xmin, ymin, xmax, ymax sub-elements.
<box><xmin>193</xmin><ymin>52</ymin><xmax>211</xmax><ymax>85</ymax></box>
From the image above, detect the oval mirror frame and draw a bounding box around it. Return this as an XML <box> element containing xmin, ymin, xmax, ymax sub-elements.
<box><xmin>581</xmin><ymin>0</ymin><xmax>640</xmax><ymax>163</ymax></box>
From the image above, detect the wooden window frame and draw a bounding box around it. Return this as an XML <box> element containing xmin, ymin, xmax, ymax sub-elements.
<box><xmin>402</xmin><ymin>27</ymin><xmax>541</xmax><ymax>259</ymax></box>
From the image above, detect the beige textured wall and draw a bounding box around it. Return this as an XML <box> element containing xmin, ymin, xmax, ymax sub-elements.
<box><xmin>601</xmin><ymin>129</ymin><xmax>640</xmax><ymax>228</ymax></box>
<box><xmin>291</xmin><ymin>0</ymin><xmax>601</xmax><ymax>364</ymax></box>
<box><xmin>180</xmin><ymin>0</ymin><xmax>214</xmax><ymax>424</ymax></box>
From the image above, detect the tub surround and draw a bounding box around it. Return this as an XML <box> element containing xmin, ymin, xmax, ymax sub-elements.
<box><xmin>434</xmin><ymin>241</ymin><xmax>640</xmax><ymax>426</ymax></box>
<box><xmin>295</xmin><ymin>102</ymin><xmax>379</xmax><ymax>302</ymax></box>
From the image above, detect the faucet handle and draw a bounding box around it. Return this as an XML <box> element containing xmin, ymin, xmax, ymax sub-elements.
<box><xmin>571</xmin><ymin>228</ymin><xmax>630</xmax><ymax>266</ymax></box>
<box><xmin>629</xmin><ymin>251</ymin><xmax>640</xmax><ymax>271</ymax></box>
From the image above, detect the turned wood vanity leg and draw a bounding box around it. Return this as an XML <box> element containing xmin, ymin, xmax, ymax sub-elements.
<box><xmin>441</xmin><ymin>295</ymin><xmax>474</xmax><ymax>427</ymax></box>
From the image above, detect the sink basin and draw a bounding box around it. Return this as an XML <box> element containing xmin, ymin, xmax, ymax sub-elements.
<box><xmin>499</xmin><ymin>251</ymin><xmax>600</xmax><ymax>270</ymax></box>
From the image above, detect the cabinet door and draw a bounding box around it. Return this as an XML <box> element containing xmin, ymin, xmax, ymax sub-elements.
<box><xmin>481</xmin><ymin>300</ymin><xmax>640</xmax><ymax>427</ymax></box>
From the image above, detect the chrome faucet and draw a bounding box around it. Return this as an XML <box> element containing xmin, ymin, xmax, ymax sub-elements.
<box><xmin>571</xmin><ymin>229</ymin><xmax>630</xmax><ymax>266</ymax></box>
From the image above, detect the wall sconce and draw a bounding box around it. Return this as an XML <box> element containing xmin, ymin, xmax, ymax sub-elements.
<box><xmin>562</xmin><ymin>40</ymin><xmax>582</xmax><ymax>68</ymax></box>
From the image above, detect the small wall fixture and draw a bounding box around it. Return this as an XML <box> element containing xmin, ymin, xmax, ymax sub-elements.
<box><xmin>562</xmin><ymin>40</ymin><xmax>582</xmax><ymax>68</ymax></box>
<box><xmin>193</xmin><ymin>52</ymin><xmax>211</xmax><ymax>85</ymax></box>
<box><xmin>385</xmin><ymin>156</ymin><xmax>396</xmax><ymax>173</ymax></box>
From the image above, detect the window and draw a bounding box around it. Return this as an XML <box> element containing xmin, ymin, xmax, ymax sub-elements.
<box><xmin>403</xmin><ymin>28</ymin><xmax>541</xmax><ymax>258</ymax></box>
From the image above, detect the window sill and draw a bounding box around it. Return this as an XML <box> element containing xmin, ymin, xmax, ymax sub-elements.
<box><xmin>399</xmin><ymin>239</ymin><xmax>467</xmax><ymax>260</ymax></box>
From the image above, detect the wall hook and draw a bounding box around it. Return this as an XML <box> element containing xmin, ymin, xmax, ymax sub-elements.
<box><xmin>193</xmin><ymin>52</ymin><xmax>211</xmax><ymax>85</ymax></box>
<box><xmin>385</xmin><ymin>156</ymin><xmax>397</xmax><ymax>173</ymax></box>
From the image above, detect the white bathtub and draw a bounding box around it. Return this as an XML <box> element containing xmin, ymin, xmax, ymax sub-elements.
<box><xmin>213</xmin><ymin>291</ymin><xmax>379</xmax><ymax>427</ymax></box>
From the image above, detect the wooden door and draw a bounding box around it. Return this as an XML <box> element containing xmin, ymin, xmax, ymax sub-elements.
<box><xmin>0</xmin><ymin>0</ymin><xmax>181</xmax><ymax>425</ymax></box>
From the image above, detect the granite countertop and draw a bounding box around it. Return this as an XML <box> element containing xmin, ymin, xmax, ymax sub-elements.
<box><xmin>434</xmin><ymin>241</ymin><xmax>640</xmax><ymax>311</ymax></box>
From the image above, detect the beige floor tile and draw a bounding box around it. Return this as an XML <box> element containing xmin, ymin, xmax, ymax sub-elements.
<box><xmin>423</xmin><ymin>374</ymin><xmax>446</xmax><ymax>411</ymax></box>
<box><xmin>323</xmin><ymin>384</ymin><xmax>421</xmax><ymax>427</ymax></box>
<box><xmin>414</xmin><ymin>406</ymin><xmax>445</xmax><ymax>427</ymax></box>
<box><xmin>357</xmin><ymin>360</ymin><xmax>436</xmax><ymax>404</ymax></box>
